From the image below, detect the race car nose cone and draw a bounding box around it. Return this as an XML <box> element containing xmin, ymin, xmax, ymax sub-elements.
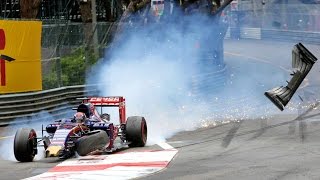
<box><xmin>46</xmin><ymin>146</ymin><xmax>62</xmax><ymax>157</ymax></box>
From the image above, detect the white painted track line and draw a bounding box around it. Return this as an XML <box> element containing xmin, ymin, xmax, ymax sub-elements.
<box><xmin>157</xmin><ymin>142</ymin><xmax>175</xmax><ymax>150</ymax></box>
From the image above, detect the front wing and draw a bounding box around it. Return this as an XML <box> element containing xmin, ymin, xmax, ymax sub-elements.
<box><xmin>264</xmin><ymin>43</ymin><xmax>318</xmax><ymax>111</ymax></box>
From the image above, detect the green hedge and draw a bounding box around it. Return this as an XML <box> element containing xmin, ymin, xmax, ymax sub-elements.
<box><xmin>43</xmin><ymin>47</ymin><xmax>98</xmax><ymax>89</ymax></box>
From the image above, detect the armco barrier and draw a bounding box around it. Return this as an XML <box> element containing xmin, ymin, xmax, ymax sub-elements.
<box><xmin>261</xmin><ymin>29</ymin><xmax>320</xmax><ymax>45</ymax></box>
<box><xmin>226</xmin><ymin>27</ymin><xmax>320</xmax><ymax>45</ymax></box>
<box><xmin>0</xmin><ymin>85</ymin><xmax>98</xmax><ymax>126</ymax></box>
<box><xmin>226</xmin><ymin>27</ymin><xmax>262</xmax><ymax>40</ymax></box>
<box><xmin>241</xmin><ymin>28</ymin><xmax>261</xmax><ymax>40</ymax></box>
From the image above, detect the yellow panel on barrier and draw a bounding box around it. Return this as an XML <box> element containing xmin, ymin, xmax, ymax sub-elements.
<box><xmin>0</xmin><ymin>20</ymin><xmax>42</xmax><ymax>94</ymax></box>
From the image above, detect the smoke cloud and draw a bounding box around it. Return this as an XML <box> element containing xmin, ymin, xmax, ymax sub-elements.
<box><xmin>87</xmin><ymin>5</ymin><xmax>301</xmax><ymax>145</ymax></box>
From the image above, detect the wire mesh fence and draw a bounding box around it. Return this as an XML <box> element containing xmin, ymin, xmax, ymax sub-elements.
<box><xmin>227</xmin><ymin>2</ymin><xmax>320</xmax><ymax>32</ymax></box>
<box><xmin>0</xmin><ymin>0</ymin><xmax>122</xmax><ymax>90</ymax></box>
<box><xmin>41</xmin><ymin>21</ymin><xmax>115</xmax><ymax>90</ymax></box>
<box><xmin>0</xmin><ymin>0</ymin><xmax>123</xmax><ymax>21</ymax></box>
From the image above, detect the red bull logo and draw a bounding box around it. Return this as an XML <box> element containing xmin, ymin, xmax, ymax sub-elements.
<box><xmin>0</xmin><ymin>29</ymin><xmax>15</xmax><ymax>86</ymax></box>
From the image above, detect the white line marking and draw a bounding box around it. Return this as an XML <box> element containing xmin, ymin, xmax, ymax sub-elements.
<box><xmin>166</xmin><ymin>141</ymin><xmax>185</xmax><ymax>144</ymax></box>
<box><xmin>157</xmin><ymin>142</ymin><xmax>175</xmax><ymax>150</ymax></box>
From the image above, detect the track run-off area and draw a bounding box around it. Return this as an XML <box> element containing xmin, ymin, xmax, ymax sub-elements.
<box><xmin>1</xmin><ymin>39</ymin><xmax>320</xmax><ymax>180</ymax></box>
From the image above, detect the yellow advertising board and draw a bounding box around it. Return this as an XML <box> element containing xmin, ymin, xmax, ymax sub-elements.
<box><xmin>0</xmin><ymin>20</ymin><xmax>42</xmax><ymax>94</ymax></box>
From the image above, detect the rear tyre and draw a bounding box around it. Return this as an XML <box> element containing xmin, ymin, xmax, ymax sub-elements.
<box><xmin>126</xmin><ymin>116</ymin><xmax>147</xmax><ymax>147</ymax></box>
<box><xmin>75</xmin><ymin>130</ymin><xmax>109</xmax><ymax>156</ymax></box>
<box><xmin>14</xmin><ymin>128</ymin><xmax>37</xmax><ymax>162</ymax></box>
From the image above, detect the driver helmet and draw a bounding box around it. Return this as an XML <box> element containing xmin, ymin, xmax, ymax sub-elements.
<box><xmin>101</xmin><ymin>113</ymin><xmax>110</xmax><ymax>121</ymax></box>
<box><xmin>73</xmin><ymin>112</ymin><xmax>86</xmax><ymax>123</ymax></box>
<box><xmin>88</xmin><ymin>103</ymin><xmax>95</xmax><ymax>116</ymax></box>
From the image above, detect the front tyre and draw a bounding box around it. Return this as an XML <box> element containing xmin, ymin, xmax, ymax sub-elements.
<box><xmin>75</xmin><ymin>130</ymin><xmax>109</xmax><ymax>156</ymax></box>
<box><xmin>14</xmin><ymin>128</ymin><xmax>37</xmax><ymax>162</ymax></box>
<box><xmin>126</xmin><ymin>116</ymin><xmax>147</xmax><ymax>147</ymax></box>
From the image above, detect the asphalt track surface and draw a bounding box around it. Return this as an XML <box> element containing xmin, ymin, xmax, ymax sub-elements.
<box><xmin>143</xmin><ymin>112</ymin><xmax>320</xmax><ymax>180</ymax></box>
<box><xmin>0</xmin><ymin>39</ymin><xmax>320</xmax><ymax>180</ymax></box>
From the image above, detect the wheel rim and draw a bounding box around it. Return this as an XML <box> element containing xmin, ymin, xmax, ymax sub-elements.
<box><xmin>28</xmin><ymin>129</ymin><xmax>37</xmax><ymax>156</ymax></box>
<box><xmin>28</xmin><ymin>129</ymin><xmax>36</xmax><ymax>139</ymax></box>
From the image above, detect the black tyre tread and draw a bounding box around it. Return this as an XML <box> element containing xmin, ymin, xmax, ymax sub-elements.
<box><xmin>14</xmin><ymin>128</ymin><xmax>37</xmax><ymax>162</ymax></box>
<box><xmin>126</xmin><ymin>116</ymin><xmax>147</xmax><ymax>147</ymax></box>
<box><xmin>76</xmin><ymin>130</ymin><xmax>109</xmax><ymax>156</ymax></box>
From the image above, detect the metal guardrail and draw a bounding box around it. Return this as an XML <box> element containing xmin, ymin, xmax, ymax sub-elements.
<box><xmin>191</xmin><ymin>65</ymin><xmax>227</xmax><ymax>95</ymax></box>
<box><xmin>0</xmin><ymin>85</ymin><xmax>98</xmax><ymax>126</ymax></box>
<box><xmin>241</xmin><ymin>28</ymin><xmax>261</xmax><ymax>40</ymax></box>
<box><xmin>261</xmin><ymin>29</ymin><xmax>320</xmax><ymax>45</ymax></box>
<box><xmin>225</xmin><ymin>27</ymin><xmax>262</xmax><ymax>40</ymax></box>
<box><xmin>226</xmin><ymin>27</ymin><xmax>320</xmax><ymax>45</ymax></box>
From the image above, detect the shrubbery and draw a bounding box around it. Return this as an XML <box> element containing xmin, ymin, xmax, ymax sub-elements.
<box><xmin>42</xmin><ymin>47</ymin><xmax>98</xmax><ymax>89</ymax></box>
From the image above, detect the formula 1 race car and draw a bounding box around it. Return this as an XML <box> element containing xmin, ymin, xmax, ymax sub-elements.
<box><xmin>13</xmin><ymin>96</ymin><xmax>148</xmax><ymax>162</ymax></box>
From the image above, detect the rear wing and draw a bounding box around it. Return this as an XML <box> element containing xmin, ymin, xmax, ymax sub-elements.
<box><xmin>78</xmin><ymin>96</ymin><xmax>125</xmax><ymax>107</ymax></box>
<box><xmin>77</xmin><ymin>96</ymin><xmax>127</xmax><ymax>124</ymax></box>
<box><xmin>264</xmin><ymin>43</ymin><xmax>318</xmax><ymax>111</ymax></box>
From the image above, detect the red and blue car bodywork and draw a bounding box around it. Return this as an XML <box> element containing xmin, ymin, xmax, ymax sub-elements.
<box><xmin>14</xmin><ymin>96</ymin><xmax>148</xmax><ymax>162</ymax></box>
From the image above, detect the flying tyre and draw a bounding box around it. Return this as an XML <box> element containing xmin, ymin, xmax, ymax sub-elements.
<box><xmin>126</xmin><ymin>116</ymin><xmax>147</xmax><ymax>147</ymax></box>
<box><xmin>14</xmin><ymin>128</ymin><xmax>38</xmax><ymax>162</ymax></box>
<box><xmin>75</xmin><ymin>130</ymin><xmax>109</xmax><ymax>156</ymax></box>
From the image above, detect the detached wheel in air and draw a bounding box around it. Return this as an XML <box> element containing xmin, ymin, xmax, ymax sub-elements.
<box><xmin>14</xmin><ymin>128</ymin><xmax>38</xmax><ymax>162</ymax></box>
<box><xmin>75</xmin><ymin>130</ymin><xmax>109</xmax><ymax>156</ymax></box>
<box><xmin>126</xmin><ymin>116</ymin><xmax>147</xmax><ymax>147</ymax></box>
